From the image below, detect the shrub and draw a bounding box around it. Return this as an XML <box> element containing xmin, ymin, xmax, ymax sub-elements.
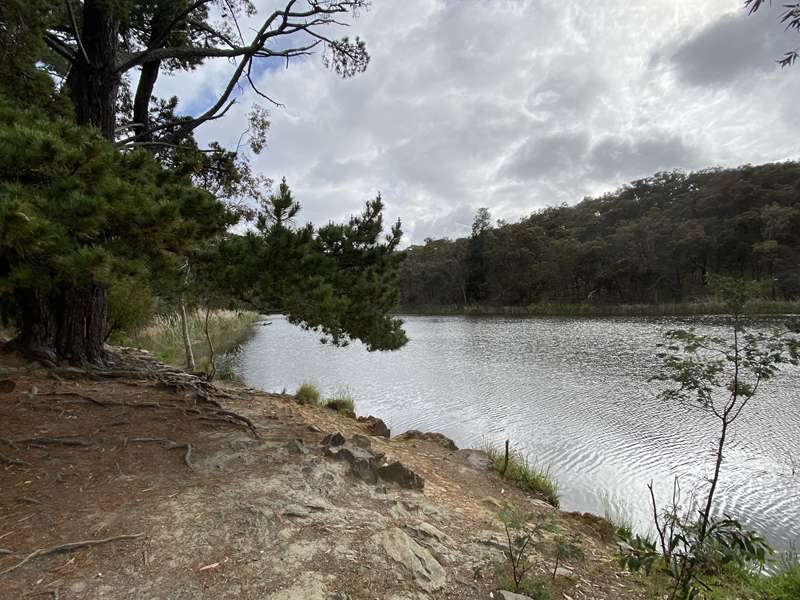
<box><xmin>295</xmin><ymin>382</ymin><xmax>321</xmax><ymax>406</ymax></box>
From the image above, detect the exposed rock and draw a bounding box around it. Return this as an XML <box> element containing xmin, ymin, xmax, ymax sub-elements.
<box><xmin>375</xmin><ymin>528</ymin><xmax>446</xmax><ymax>592</ymax></box>
<box><xmin>285</xmin><ymin>439</ymin><xmax>309</xmax><ymax>455</ymax></box>
<box><xmin>357</xmin><ymin>415</ymin><xmax>390</xmax><ymax>438</ymax></box>
<box><xmin>321</xmin><ymin>432</ymin><xmax>346</xmax><ymax>447</ymax></box>
<box><xmin>307</xmin><ymin>424</ymin><xmax>322</xmax><ymax>433</ymax></box>
<box><xmin>350</xmin><ymin>434</ymin><xmax>372</xmax><ymax>449</ymax></box>
<box><xmin>396</xmin><ymin>430</ymin><xmax>458</xmax><ymax>451</ymax></box>
<box><xmin>378</xmin><ymin>461</ymin><xmax>425</xmax><ymax>491</ymax></box>
<box><xmin>282</xmin><ymin>504</ymin><xmax>311</xmax><ymax>518</ymax></box>
<box><xmin>482</xmin><ymin>496</ymin><xmax>503</xmax><ymax>511</ymax></box>
<box><xmin>495</xmin><ymin>591</ymin><xmax>534</xmax><ymax>600</ymax></box>
<box><xmin>324</xmin><ymin>444</ymin><xmax>384</xmax><ymax>484</ymax></box>
<box><xmin>457</xmin><ymin>449</ymin><xmax>494</xmax><ymax>471</ymax></box>
<box><xmin>554</xmin><ymin>565</ymin><xmax>574</xmax><ymax>578</ymax></box>
<box><xmin>327</xmin><ymin>593</ymin><xmax>352</xmax><ymax>600</ymax></box>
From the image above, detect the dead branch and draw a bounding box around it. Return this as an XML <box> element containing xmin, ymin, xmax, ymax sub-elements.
<box><xmin>0</xmin><ymin>533</ymin><xmax>145</xmax><ymax>577</ymax></box>
<box><xmin>0</xmin><ymin>549</ymin><xmax>14</xmax><ymax>555</ymax></box>
<box><xmin>40</xmin><ymin>392</ymin><xmax>110</xmax><ymax>407</ymax></box>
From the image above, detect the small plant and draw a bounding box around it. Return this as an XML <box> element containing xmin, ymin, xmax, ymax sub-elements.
<box><xmin>482</xmin><ymin>440</ymin><xmax>560</xmax><ymax>507</ymax></box>
<box><xmin>497</xmin><ymin>502</ymin><xmax>556</xmax><ymax>593</ymax></box>
<box><xmin>325</xmin><ymin>390</ymin><xmax>356</xmax><ymax>417</ymax></box>
<box><xmin>295</xmin><ymin>382</ymin><xmax>321</xmax><ymax>405</ymax></box>
<box><xmin>551</xmin><ymin>533</ymin><xmax>583</xmax><ymax>580</ymax></box>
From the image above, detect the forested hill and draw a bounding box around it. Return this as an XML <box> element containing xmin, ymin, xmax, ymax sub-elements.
<box><xmin>398</xmin><ymin>162</ymin><xmax>800</xmax><ymax>308</ymax></box>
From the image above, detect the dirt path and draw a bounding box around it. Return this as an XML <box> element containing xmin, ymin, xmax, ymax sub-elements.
<box><xmin>0</xmin><ymin>349</ymin><xmax>650</xmax><ymax>599</ymax></box>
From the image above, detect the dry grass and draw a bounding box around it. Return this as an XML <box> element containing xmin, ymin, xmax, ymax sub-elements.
<box><xmin>121</xmin><ymin>310</ymin><xmax>260</xmax><ymax>377</ymax></box>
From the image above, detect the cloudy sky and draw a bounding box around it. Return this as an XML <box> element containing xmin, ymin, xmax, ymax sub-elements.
<box><xmin>154</xmin><ymin>0</ymin><xmax>800</xmax><ymax>243</ymax></box>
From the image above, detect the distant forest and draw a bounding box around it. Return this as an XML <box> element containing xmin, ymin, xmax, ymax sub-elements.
<box><xmin>398</xmin><ymin>162</ymin><xmax>800</xmax><ymax>307</ymax></box>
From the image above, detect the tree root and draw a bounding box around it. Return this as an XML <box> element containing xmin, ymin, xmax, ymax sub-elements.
<box><xmin>0</xmin><ymin>454</ymin><xmax>32</xmax><ymax>467</ymax></box>
<box><xmin>0</xmin><ymin>549</ymin><xmax>14</xmax><ymax>555</ymax></box>
<box><xmin>15</xmin><ymin>438</ymin><xmax>92</xmax><ymax>448</ymax></box>
<box><xmin>0</xmin><ymin>533</ymin><xmax>145</xmax><ymax>577</ymax></box>
<box><xmin>125</xmin><ymin>438</ymin><xmax>193</xmax><ymax>469</ymax></box>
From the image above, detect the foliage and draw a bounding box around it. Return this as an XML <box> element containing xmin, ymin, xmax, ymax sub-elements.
<box><xmin>399</xmin><ymin>163</ymin><xmax>800</xmax><ymax>308</ymax></box>
<box><xmin>0</xmin><ymin>100</ymin><xmax>237</xmax><ymax>358</ymax></box>
<box><xmin>618</xmin><ymin>276</ymin><xmax>799</xmax><ymax>600</ymax></box>
<box><xmin>497</xmin><ymin>503</ymin><xmax>556</xmax><ymax>594</ymax></box>
<box><xmin>205</xmin><ymin>181</ymin><xmax>408</xmax><ymax>352</ymax></box>
<box><xmin>295</xmin><ymin>382</ymin><xmax>322</xmax><ymax>406</ymax></box>
<box><xmin>618</xmin><ymin>511</ymin><xmax>772</xmax><ymax>599</ymax></box>
<box><xmin>746</xmin><ymin>1</ymin><xmax>800</xmax><ymax>66</ymax></box>
<box><xmin>483</xmin><ymin>441</ymin><xmax>560</xmax><ymax>508</ymax></box>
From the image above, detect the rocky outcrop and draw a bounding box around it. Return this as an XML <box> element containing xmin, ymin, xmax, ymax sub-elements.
<box><xmin>494</xmin><ymin>592</ymin><xmax>535</xmax><ymax>600</ymax></box>
<box><xmin>357</xmin><ymin>415</ymin><xmax>390</xmax><ymax>438</ymax></box>
<box><xmin>395</xmin><ymin>430</ymin><xmax>458</xmax><ymax>451</ymax></box>
<box><xmin>378</xmin><ymin>461</ymin><xmax>425</xmax><ymax>491</ymax></box>
<box><xmin>457</xmin><ymin>448</ymin><xmax>494</xmax><ymax>471</ymax></box>
<box><xmin>322</xmin><ymin>434</ymin><xmax>425</xmax><ymax>490</ymax></box>
<box><xmin>374</xmin><ymin>528</ymin><xmax>446</xmax><ymax>592</ymax></box>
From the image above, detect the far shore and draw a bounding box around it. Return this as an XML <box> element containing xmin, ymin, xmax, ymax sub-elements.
<box><xmin>397</xmin><ymin>300</ymin><xmax>800</xmax><ymax>318</ymax></box>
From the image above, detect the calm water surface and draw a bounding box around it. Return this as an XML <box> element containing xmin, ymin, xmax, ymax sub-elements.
<box><xmin>237</xmin><ymin>315</ymin><xmax>800</xmax><ymax>549</ymax></box>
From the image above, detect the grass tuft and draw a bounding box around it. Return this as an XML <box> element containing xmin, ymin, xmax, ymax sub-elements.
<box><xmin>295</xmin><ymin>382</ymin><xmax>322</xmax><ymax>406</ymax></box>
<box><xmin>482</xmin><ymin>440</ymin><xmax>560</xmax><ymax>508</ymax></box>
<box><xmin>324</xmin><ymin>391</ymin><xmax>356</xmax><ymax>417</ymax></box>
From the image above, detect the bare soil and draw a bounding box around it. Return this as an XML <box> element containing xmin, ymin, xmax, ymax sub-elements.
<box><xmin>0</xmin><ymin>347</ymin><xmax>652</xmax><ymax>600</ymax></box>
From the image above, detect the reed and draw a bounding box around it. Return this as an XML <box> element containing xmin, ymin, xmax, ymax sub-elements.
<box><xmin>482</xmin><ymin>440</ymin><xmax>560</xmax><ymax>508</ymax></box>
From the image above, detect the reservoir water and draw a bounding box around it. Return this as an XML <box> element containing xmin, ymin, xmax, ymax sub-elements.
<box><xmin>237</xmin><ymin>314</ymin><xmax>800</xmax><ymax>549</ymax></box>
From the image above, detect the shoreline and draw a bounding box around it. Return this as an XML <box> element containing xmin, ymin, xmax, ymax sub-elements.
<box><xmin>397</xmin><ymin>300</ymin><xmax>800</xmax><ymax>318</ymax></box>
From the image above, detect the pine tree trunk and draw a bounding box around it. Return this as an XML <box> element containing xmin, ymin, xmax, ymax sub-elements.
<box><xmin>55</xmin><ymin>284</ymin><xmax>108</xmax><ymax>364</ymax></box>
<box><xmin>20</xmin><ymin>0</ymin><xmax>120</xmax><ymax>363</ymax></box>
<box><xmin>14</xmin><ymin>289</ymin><xmax>57</xmax><ymax>361</ymax></box>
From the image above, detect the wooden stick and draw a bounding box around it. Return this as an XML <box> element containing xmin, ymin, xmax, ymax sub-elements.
<box><xmin>0</xmin><ymin>533</ymin><xmax>144</xmax><ymax>577</ymax></box>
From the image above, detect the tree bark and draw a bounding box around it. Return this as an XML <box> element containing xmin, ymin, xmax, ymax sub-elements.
<box><xmin>179</xmin><ymin>297</ymin><xmax>196</xmax><ymax>372</ymax></box>
<box><xmin>66</xmin><ymin>1</ymin><xmax>121</xmax><ymax>141</ymax></box>
<box><xmin>13</xmin><ymin>289</ymin><xmax>57</xmax><ymax>361</ymax></box>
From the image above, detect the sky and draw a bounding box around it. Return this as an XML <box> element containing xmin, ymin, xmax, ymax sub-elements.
<box><xmin>153</xmin><ymin>0</ymin><xmax>800</xmax><ymax>244</ymax></box>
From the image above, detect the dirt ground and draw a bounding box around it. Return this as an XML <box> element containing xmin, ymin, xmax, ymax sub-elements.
<box><xmin>0</xmin><ymin>347</ymin><xmax>652</xmax><ymax>600</ymax></box>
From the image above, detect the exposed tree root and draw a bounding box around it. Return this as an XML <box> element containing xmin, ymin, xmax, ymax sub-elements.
<box><xmin>15</xmin><ymin>438</ymin><xmax>92</xmax><ymax>448</ymax></box>
<box><xmin>0</xmin><ymin>549</ymin><xmax>14</xmax><ymax>555</ymax></box>
<box><xmin>0</xmin><ymin>533</ymin><xmax>145</xmax><ymax>577</ymax></box>
<box><xmin>0</xmin><ymin>454</ymin><xmax>32</xmax><ymax>467</ymax></box>
<box><xmin>125</xmin><ymin>438</ymin><xmax>193</xmax><ymax>469</ymax></box>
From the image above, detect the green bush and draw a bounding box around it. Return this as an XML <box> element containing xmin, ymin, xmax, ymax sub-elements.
<box><xmin>295</xmin><ymin>382</ymin><xmax>322</xmax><ymax>406</ymax></box>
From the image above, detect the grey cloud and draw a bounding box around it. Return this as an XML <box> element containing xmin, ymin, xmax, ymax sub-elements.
<box><xmin>587</xmin><ymin>133</ymin><xmax>703</xmax><ymax>182</ymax></box>
<box><xmin>664</xmin><ymin>7</ymin><xmax>792</xmax><ymax>87</ymax></box>
<box><xmin>159</xmin><ymin>0</ymin><xmax>798</xmax><ymax>245</ymax></box>
<box><xmin>498</xmin><ymin>131</ymin><xmax>591</xmax><ymax>182</ymax></box>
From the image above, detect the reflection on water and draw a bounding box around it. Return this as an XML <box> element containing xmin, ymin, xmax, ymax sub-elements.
<box><xmin>237</xmin><ymin>314</ymin><xmax>800</xmax><ymax>549</ymax></box>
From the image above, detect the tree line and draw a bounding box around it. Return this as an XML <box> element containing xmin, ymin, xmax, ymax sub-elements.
<box><xmin>399</xmin><ymin>162</ymin><xmax>800</xmax><ymax>308</ymax></box>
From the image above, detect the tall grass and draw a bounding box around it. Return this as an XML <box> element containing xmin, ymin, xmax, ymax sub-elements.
<box><xmin>120</xmin><ymin>310</ymin><xmax>260</xmax><ymax>378</ymax></box>
<box><xmin>482</xmin><ymin>440</ymin><xmax>560</xmax><ymax>508</ymax></box>
<box><xmin>325</xmin><ymin>389</ymin><xmax>356</xmax><ymax>416</ymax></box>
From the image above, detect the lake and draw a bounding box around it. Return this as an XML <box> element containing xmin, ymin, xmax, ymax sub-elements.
<box><xmin>236</xmin><ymin>314</ymin><xmax>800</xmax><ymax>550</ymax></box>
